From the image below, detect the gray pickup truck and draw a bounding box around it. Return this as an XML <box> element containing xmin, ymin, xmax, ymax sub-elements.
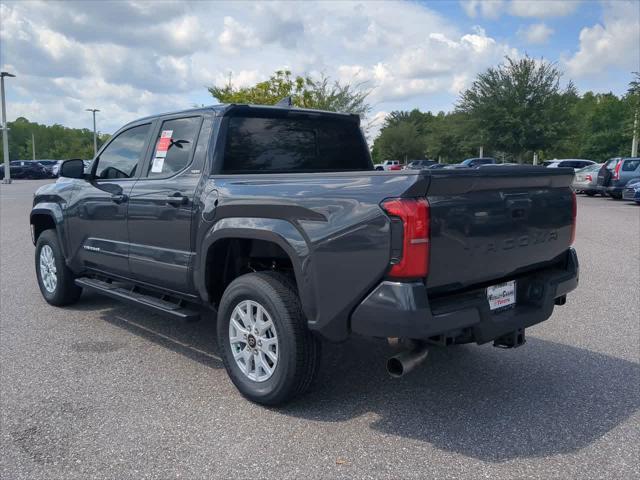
<box><xmin>30</xmin><ymin>104</ymin><xmax>579</xmax><ymax>405</ymax></box>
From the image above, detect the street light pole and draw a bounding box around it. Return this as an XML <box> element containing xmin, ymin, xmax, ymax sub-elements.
<box><xmin>86</xmin><ymin>108</ymin><xmax>100</xmax><ymax>157</ymax></box>
<box><xmin>1</xmin><ymin>71</ymin><xmax>16</xmax><ymax>184</ymax></box>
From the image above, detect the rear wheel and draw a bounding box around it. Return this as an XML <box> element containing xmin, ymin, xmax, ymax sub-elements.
<box><xmin>35</xmin><ymin>229</ymin><xmax>82</xmax><ymax>306</ymax></box>
<box><xmin>217</xmin><ymin>271</ymin><xmax>321</xmax><ymax>405</ymax></box>
<box><xmin>585</xmin><ymin>190</ymin><xmax>596</xmax><ymax>197</ymax></box>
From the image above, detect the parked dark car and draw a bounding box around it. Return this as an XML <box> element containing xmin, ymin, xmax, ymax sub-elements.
<box><xmin>459</xmin><ymin>157</ymin><xmax>497</xmax><ymax>168</ymax></box>
<box><xmin>622</xmin><ymin>178</ymin><xmax>640</xmax><ymax>204</ymax></box>
<box><xmin>30</xmin><ymin>104</ymin><xmax>579</xmax><ymax>405</ymax></box>
<box><xmin>36</xmin><ymin>160</ymin><xmax>62</xmax><ymax>178</ymax></box>
<box><xmin>404</xmin><ymin>159</ymin><xmax>438</xmax><ymax>170</ymax></box>
<box><xmin>0</xmin><ymin>160</ymin><xmax>49</xmax><ymax>179</ymax></box>
<box><xmin>597</xmin><ymin>157</ymin><xmax>640</xmax><ymax>198</ymax></box>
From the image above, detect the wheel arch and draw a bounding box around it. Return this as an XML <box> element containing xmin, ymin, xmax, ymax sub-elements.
<box><xmin>196</xmin><ymin>217</ymin><xmax>316</xmax><ymax>323</ymax></box>
<box><xmin>30</xmin><ymin>204</ymin><xmax>69</xmax><ymax>259</ymax></box>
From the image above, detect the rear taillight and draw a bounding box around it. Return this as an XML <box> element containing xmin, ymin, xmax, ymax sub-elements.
<box><xmin>585</xmin><ymin>174</ymin><xmax>592</xmax><ymax>182</ymax></box>
<box><xmin>613</xmin><ymin>161</ymin><xmax>622</xmax><ymax>180</ymax></box>
<box><xmin>570</xmin><ymin>191</ymin><xmax>577</xmax><ymax>245</ymax></box>
<box><xmin>381</xmin><ymin>198</ymin><xmax>430</xmax><ymax>279</ymax></box>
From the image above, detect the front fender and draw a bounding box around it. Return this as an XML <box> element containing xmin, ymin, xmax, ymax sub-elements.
<box><xmin>195</xmin><ymin>217</ymin><xmax>317</xmax><ymax>323</ymax></box>
<box><xmin>30</xmin><ymin>203</ymin><xmax>69</xmax><ymax>259</ymax></box>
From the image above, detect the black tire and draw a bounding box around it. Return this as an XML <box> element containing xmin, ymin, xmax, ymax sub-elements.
<box><xmin>585</xmin><ymin>191</ymin><xmax>596</xmax><ymax>197</ymax></box>
<box><xmin>35</xmin><ymin>229</ymin><xmax>82</xmax><ymax>306</ymax></box>
<box><xmin>217</xmin><ymin>271</ymin><xmax>321</xmax><ymax>406</ymax></box>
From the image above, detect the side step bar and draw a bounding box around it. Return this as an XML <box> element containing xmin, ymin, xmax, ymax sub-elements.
<box><xmin>75</xmin><ymin>277</ymin><xmax>201</xmax><ymax>322</ymax></box>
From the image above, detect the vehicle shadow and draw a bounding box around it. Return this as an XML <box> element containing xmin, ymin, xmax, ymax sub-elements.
<box><xmin>283</xmin><ymin>337</ymin><xmax>640</xmax><ymax>462</ymax></box>
<box><xmin>70</xmin><ymin>293</ymin><xmax>640</xmax><ymax>463</ymax></box>
<box><xmin>67</xmin><ymin>291</ymin><xmax>224</xmax><ymax>370</ymax></box>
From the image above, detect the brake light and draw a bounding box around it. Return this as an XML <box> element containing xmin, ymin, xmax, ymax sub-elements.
<box><xmin>570</xmin><ymin>191</ymin><xmax>577</xmax><ymax>245</ymax></box>
<box><xmin>585</xmin><ymin>174</ymin><xmax>592</xmax><ymax>182</ymax></box>
<box><xmin>613</xmin><ymin>161</ymin><xmax>622</xmax><ymax>180</ymax></box>
<box><xmin>381</xmin><ymin>198</ymin><xmax>430</xmax><ymax>279</ymax></box>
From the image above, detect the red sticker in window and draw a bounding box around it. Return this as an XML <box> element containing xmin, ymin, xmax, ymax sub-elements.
<box><xmin>155</xmin><ymin>130</ymin><xmax>173</xmax><ymax>158</ymax></box>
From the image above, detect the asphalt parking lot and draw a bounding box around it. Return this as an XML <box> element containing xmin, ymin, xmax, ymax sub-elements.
<box><xmin>1</xmin><ymin>179</ymin><xmax>639</xmax><ymax>480</ymax></box>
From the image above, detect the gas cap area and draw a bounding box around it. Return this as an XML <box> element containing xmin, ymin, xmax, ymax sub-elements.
<box><xmin>202</xmin><ymin>190</ymin><xmax>219</xmax><ymax>222</ymax></box>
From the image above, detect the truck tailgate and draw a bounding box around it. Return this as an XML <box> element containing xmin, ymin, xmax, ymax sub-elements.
<box><xmin>424</xmin><ymin>167</ymin><xmax>575</xmax><ymax>293</ymax></box>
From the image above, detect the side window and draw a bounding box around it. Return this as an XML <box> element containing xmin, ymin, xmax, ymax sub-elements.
<box><xmin>95</xmin><ymin>124</ymin><xmax>151</xmax><ymax>179</ymax></box>
<box><xmin>147</xmin><ymin>117</ymin><xmax>201</xmax><ymax>178</ymax></box>
<box><xmin>622</xmin><ymin>160</ymin><xmax>640</xmax><ymax>171</ymax></box>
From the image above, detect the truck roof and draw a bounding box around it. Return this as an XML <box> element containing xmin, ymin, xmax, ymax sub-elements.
<box><xmin>126</xmin><ymin>103</ymin><xmax>360</xmax><ymax>129</ymax></box>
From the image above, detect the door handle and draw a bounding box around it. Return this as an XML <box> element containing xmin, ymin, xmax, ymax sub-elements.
<box><xmin>165</xmin><ymin>193</ymin><xmax>188</xmax><ymax>206</ymax></box>
<box><xmin>111</xmin><ymin>193</ymin><xmax>128</xmax><ymax>204</ymax></box>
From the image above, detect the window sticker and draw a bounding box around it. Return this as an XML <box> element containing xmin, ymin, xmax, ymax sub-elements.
<box><xmin>151</xmin><ymin>157</ymin><xmax>165</xmax><ymax>173</ymax></box>
<box><xmin>155</xmin><ymin>130</ymin><xmax>173</xmax><ymax>158</ymax></box>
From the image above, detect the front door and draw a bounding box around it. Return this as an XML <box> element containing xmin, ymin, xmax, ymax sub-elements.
<box><xmin>66</xmin><ymin>122</ymin><xmax>153</xmax><ymax>278</ymax></box>
<box><xmin>127</xmin><ymin>116</ymin><xmax>204</xmax><ymax>294</ymax></box>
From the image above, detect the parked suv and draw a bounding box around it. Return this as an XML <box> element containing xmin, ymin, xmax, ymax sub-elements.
<box><xmin>374</xmin><ymin>160</ymin><xmax>402</xmax><ymax>171</ymax></box>
<box><xmin>597</xmin><ymin>158</ymin><xmax>640</xmax><ymax>198</ymax></box>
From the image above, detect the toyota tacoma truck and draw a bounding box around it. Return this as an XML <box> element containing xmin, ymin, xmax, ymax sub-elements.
<box><xmin>30</xmin><ymin>104</ymin><xmax>579</xmax><ymax>405</ymax></box>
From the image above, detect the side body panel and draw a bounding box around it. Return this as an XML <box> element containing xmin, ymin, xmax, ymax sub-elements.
<box><xmin>196</xmin><ymin>172</ymin><xmax>429</xmax><ymax>341</ymax></box>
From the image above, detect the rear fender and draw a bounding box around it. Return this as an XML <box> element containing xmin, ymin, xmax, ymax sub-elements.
<box><xmin>196</xmin><ymin>217</ymin><xmax>316</xmax><ymax>322</ymax></box>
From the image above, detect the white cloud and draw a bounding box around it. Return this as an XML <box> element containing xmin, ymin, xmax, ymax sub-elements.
<box><xmin>518</xmin><ymin>23</ymin><xmax>554</xmax><ymax>44</ymax></box>
<box><xmin>461</xmin><ymin>0</ymin><xmax>506</xmax><ymax>19</ymax></box>
<box><xmin>508</xmin><ymin>0</ymin><xmax>579</xmax><ymax>18</ymax></box>
<box><xmin>565</xmin><ymin>1</ymin><xmax>640</xmax><ymax>76</ymax></box>
<box><xmin>0</xmin><ymin>0</ymin><xmax>522</xmax><ymax>133</ymax></box>
<box><xmin>218</xmin><ymin>16</ymin><xmax>260</xmax><ymax>52</ymax></box>
<box><xmin>461</xmin><ymin>0</ymin><xmax>580</xmax><ymax>19</ymax></box>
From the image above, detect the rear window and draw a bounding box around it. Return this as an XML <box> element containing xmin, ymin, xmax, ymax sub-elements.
<box><xmin>621</xmin><ymin>160</ymin><xmax>640</xmax><ymax>171</ymax></box>
<box><xmin>222</xmin><ymin>115</ymin><xmax>370</xmax><ymax>173</ymax></box>
<box><xmin>605</xmin><ymin>159</ymin><xmax>620</xmax><ymax>170</ymax></box>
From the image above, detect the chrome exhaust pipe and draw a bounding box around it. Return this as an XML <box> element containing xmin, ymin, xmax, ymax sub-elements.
<box><xmin>386</xmin><ymin>342</ymin><xmax>429</xmax><ymax>378</ymax></box>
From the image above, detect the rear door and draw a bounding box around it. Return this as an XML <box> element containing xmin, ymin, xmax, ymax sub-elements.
<box><xmin>126</xmin><ymin>115</ymin><xmax>206</xmax><ymax>293</ymax></box>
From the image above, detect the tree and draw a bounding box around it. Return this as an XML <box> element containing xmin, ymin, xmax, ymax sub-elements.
<box><xmin>208</xmin><ymin>70</ymin><xmax>371</xmax><ymax>118</ymax></box>
<box><xmin>0</xmin><ymin>117</ymin><xmax>109</xmax><ymax>162</ymax></box>
<box><xmin>457</xmin><ymin>56</ymin><xmax>575</xmax><ymax>162</ymax></box>
<box><xmin>372</xmin><ymin>122</ymin><xmax>425</xmax><ymax>161</ymax></box>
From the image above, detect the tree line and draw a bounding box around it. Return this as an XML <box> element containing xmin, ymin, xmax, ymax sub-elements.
<box><xmin>372</xmin><ymin>58</ymin><xmax>639</xmax><ymax>163</ymax></box>
<box><xmin>0</xmin><ymin>117</ymin><xmax>110</xmax><ymax>162</ymax></box>
<box><xmin>208</xmin><ymin>59</ymin><xmax>638</xmax><ymax>164</ymax></box>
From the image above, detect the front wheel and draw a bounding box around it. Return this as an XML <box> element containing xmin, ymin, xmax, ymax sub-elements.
<box><xmin>217</xmin><ymin>272</ymin><xmax>321</xmax><ymax>405</ymax></box>
<box><xmin>35</xmin><ymin>229</ymin><xmax>82</xmax><ymax>306</ymax></box>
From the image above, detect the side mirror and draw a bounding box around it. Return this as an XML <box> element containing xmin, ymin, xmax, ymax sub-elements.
<box><xmin>59</xmin><ymin>159</ymin><xmax>85</xmax><ymax>179</ymax></box>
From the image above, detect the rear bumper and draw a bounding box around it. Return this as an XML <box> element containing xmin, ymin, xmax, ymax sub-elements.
<box><xmin>350</xmin><ymin>248</ymin><xmax>579</xmax><ymax>344</ymax></box>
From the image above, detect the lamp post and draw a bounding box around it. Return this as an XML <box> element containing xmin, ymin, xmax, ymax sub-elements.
<box><xmin>86</xmin><ymin>108</ymin><xmax>100</xmax><ymax>157</ymax></box>
<box><xmin>1</xmin><ymin>71</ymin><xmax>16</xmax><ymax>184</ymax></box>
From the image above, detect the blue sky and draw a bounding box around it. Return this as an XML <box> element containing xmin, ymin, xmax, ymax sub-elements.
<box><xmin>0</xmin><ymin>1</ymin><xmax>638</xmax><ymax>138</ymax></box>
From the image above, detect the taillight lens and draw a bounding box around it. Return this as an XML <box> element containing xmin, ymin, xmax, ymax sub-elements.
<box><xmin>570</xmin><ymin>191</ymin><xmax>577</xmax><ymax>245</ymax></box>
<box><xmin>613</xmin><ymin>161</ymin><xmax>622</xmax><ymax>180</ymax></box>
<box><xmin>381</xmin><ymin>198</ymin><xmax>430</xmax><ymax>279</ymax></box>
<box><xmin>585</xmin><ymin>174</ymin><xmax>592</xmax><ymax>182</ymax></box>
